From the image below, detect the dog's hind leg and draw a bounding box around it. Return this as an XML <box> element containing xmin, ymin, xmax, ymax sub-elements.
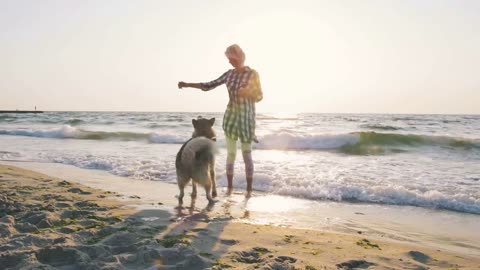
<box><xmin>203</xmin><ymin>180</ymin><xmax>214</xmax><ymax>203</ymax></box>
<box><xmin>177</xmin><ymin>176</ymin><xmax>189</xmax><ymax>206</ymax></box>
<box><xmin>210</xmin><ymin>165</ymin><xmax>217</xmax><ymax>198</ymax></box>
<box><xmin>191</xmin><ymin>181</ymin><xmax>197</xmax><ymax>199</ymax></box>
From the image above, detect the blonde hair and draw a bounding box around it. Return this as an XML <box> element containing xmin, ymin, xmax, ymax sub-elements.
<box><xmin>225</xmin><ymin>44</ymin><xmax>245</xmax><ymax>64</ymax></box>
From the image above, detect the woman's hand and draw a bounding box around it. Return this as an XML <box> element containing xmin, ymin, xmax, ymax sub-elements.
<box><xmin>178</xmin><ymin>81</ymin><xmax>187</xmax><ymax>89</ymax></box>
<box><xmin>178</xmin><ymin>82</ymin><xmax>205</xmax><ymax>90</ymax></box>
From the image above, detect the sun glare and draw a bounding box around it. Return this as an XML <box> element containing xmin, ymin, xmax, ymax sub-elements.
<box><xmin>246</xmin><ymin>195</ymin><xmax>310</xmax><ymax>213</ymax></box>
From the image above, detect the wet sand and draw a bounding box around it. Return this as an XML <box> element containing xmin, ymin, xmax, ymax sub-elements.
<box><xmin>1</xmin><ymin>164</ymin><xmax>479</xmax><ymax>269</ymax></box>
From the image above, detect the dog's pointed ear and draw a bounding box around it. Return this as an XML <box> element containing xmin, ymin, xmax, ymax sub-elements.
<box><xmin>209</xmin><ymin>118</ymin><xmax>215</xmax><ymax>126</ymax></box>
<box><xmin>192</xmin><ymin>119</ymin><xmax>198</xmax><ymax>128</ymax></box>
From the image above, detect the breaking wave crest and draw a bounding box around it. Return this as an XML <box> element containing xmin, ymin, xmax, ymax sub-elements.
<box><xmin>0</xmin><ymin>125</ymin><xmax>186</xmax><ymax>144</ymax></box>
<box><xmin>273</xmin><ymin>182</ymin><xmax>480</xmax><ymax>214</ymax></box>
<box><xmin>256</xmin><ymin>132</ymin><xmax>479</xmax><ymax>154</ymax></box>
<box><xmin>1</xmin><ymin>126</ymin><xmax>478</xmax><ymax>154</ymax></box>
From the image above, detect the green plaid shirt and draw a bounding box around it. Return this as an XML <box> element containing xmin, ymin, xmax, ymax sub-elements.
<box><xmin>201</xmin><ymin>67</ymin><xmax>262</xmax><ymax>143</ymax></box>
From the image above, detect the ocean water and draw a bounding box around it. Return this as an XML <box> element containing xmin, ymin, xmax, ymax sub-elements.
<box><xmin>1</xmin><ymin>112</ymin><xmax>479</xmax><ymax>215</ymax></box>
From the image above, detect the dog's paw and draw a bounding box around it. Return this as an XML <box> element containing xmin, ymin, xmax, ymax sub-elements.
<box><xmin>208</xmin><ymin>198</ymin><xmax>219</xmax><ymax>204</ymax></box>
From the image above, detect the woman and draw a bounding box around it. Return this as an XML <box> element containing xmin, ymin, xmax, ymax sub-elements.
<box><xmin>178</xmin><ymin>44</ymin><xmax>263</xmax><ymax>197</ymax></box>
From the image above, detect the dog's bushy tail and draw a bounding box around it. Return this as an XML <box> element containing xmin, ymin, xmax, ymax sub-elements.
<box><xmin>193</xmin><ymin>141</ymin><xmax>216</xmax><ymax>181</ymax></box>
<box><xmin>194</xmin><ymin>144</ymin><xmax>215</xmax><ymax>163</ymax></box>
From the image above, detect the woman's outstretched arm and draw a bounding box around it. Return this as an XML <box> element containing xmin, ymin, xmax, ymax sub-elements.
<box><xmin>178</xmin><ymin>71</ymin><xmax>229</xmax><ymax>92</ymax></box>
<box><xmin>199</xmin><ymin>71</ymin><xmax>228</xmax><ymax>91</ymax></box>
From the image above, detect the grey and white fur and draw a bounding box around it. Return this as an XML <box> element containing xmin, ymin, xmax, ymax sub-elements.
<box><xmin>175</xmin><ymin>117</ymin><xmax>217</xmax><ymax>205</ymax></box>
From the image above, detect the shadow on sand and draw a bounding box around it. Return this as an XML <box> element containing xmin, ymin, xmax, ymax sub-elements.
<box><xmin>0</xmin><ymin>164</ymin><xmax>303</xmax><ymax>270</ymax></box>
<box><xmin>0</xmin><ymin>189</ymin><xmax>246</xmax><ymax>270</ymax></box>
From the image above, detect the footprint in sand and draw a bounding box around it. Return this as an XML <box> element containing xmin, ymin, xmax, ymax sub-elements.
<box><xmin>407</xmin><ymin>251</ymin><xmax>432</xmax><ymax>264</ymax></box>
<box><xmin>67</xmin><ymin>188</ymin><xmax>92</xmax><ymax>195</ymax></box>
<box><xmin>336</xmin><ymin>259</ymin><xmax>375</xmax><ymax>269</ymax></box>
<box><xmin>220</xmin><ymin>239</ymin><xmax>239</xmax><ymax>246</ymax></box>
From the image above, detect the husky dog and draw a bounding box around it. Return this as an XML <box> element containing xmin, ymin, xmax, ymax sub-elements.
<box><xmin>176</xmin><ymin>117</ymin><xmax>217</xmax><ymax>205</ymax></box>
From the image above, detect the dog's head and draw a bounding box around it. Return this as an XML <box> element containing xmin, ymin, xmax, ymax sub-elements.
<box><xmin>192</xmin><ymin>117</ymin><xmax>216</xmax><ymax>141</ymax></box>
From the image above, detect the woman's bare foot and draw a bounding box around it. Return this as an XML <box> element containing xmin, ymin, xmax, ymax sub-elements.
<box><xmin>226</xmin><ymin>187</ymin><xmax>233</xmax><ymax>196</ymax></box>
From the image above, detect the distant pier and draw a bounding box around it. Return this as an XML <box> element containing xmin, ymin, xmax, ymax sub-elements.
<box><xmin>0</xmin><ymin>110</ymin><xmax>44</xmax><ymax>114</ymax></box>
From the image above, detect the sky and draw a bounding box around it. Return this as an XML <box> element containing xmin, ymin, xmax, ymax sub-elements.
<box><xmin>1</xmin><ymin>0</ymin><xmax>479</xmax><ymax>114</ymax></box>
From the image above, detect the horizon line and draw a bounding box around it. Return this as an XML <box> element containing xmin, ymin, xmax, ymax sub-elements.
<box><xmin>1</xmin><ymin>109</ymin><xmax>478</xmax><ymax>116</ymax></box>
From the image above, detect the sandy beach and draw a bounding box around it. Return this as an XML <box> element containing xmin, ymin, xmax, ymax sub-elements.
<box><xmin>1</xmin><ymin>164</ymin><xmax>479</xmax><ymax>270</ymax></box>
<box><xmin>3</xmin><ymin>0</ymin><xmax>480</xmax><ymax>268</ymax></box>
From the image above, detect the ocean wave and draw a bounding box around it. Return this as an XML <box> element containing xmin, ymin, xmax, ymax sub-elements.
<box><xmin>256</xmin><ymin>116</ymin><xmax>299</xmax><ymax>121</ymax></box>
<box><xmin>65</xmin><ymin>119</ymin><xmax>84</xmax><ymax>126</ymax></box>
<box><xmin>146</xmin><ymin>123</ymin><xmax>166</xmax><ymax>129</ymax></box>
<box><xmin>442</xmin><ymin>120</ymin><xmax>462</xmax><ymax>123</ymax></box>
<box><xmin>0</xmin><ymin>115</ymin><xmax>17</xmax><ymax>122</ymax></box>
<box><xmin>360</xmin><ymin>124</ymin><xmax>402</xmax><ymax>131</ymax></box>
<box><xmin>0</xmin><ymin>150</ymin><xmax>21</xmax><ymax>159</ymax></box>
<box><xmin>36</xmin><ymin>119</ymin><xmax>61</xmax><ymax>124</ymax></box>
<box><xmin>256</xmin><ymin>133</ymin><xmax>359</xmax><ymax>150</ymax></box>
<box><xmin>256</xmin><ymin>131</ymin><xmax>479</xmax><ymax>154</ymax></box>
<box><xmin>99</xmin><ymin>121</ymin><xmax>116</xmax><ymax>125</ymax></box>
<box><xmin>0</xmin><ymin>125</ymin><xmax>187</xmax><ymax>143</ymax></box>
<box><xmin>146</xmin><ymin>123</ymin><xmax>191</xmax><ymax>129</ymax></box>
<box><xmin>149</xmin><ymin>133</ymin><xmax>186</xmax><ymax>144</ymax></box>
<box><xmin>274</xmin><ymin>182</ymin><xmax>480</xmax><ymax>214</ymax></box>
<box><xmin>15</xmin><ymin>147</ymin><xmax>479</xmax><ymax>215</ymax></box>
<box><xmin>130</xmin><ymin>117</ymin><xmax>152</xmax><ymax>121</ymax></box>
<box><xmin>340</xmin><ymin>132</ymin><xmax>480</xmax><ymax>155</ymax></box>
<box><xmin>341</xmin><ymin>117</ymin><xmax>361</xmax><ymax>122</ymax></box>
<box><xmin>52</xmin><ymin>155</ymin><xmax>480</xmax><ymax>214</ymax></box>
<box><xmin>50</xmin><ymin>155</ymin><xmax>177</xmax><ymax>182</ymax></box>
<box><xmin>0</xmin><ymin>126</ymin><xmax>80</xmax><ymax>139</ymax></box>
<box><xmin>165</xmin><ymin>116</ymin><xmax>186</xmax><ymax>122</ymax></box>
<box><xmin>1</xmin><ymin>126</ymin><xmax>478</xmax><ymax>154</ymax></box>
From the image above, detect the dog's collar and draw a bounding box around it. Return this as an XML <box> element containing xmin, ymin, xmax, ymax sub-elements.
<box><xmin>192</xmin><ymin>135</ymin><xmax>216</xmax><ymax>142</ymax></box>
